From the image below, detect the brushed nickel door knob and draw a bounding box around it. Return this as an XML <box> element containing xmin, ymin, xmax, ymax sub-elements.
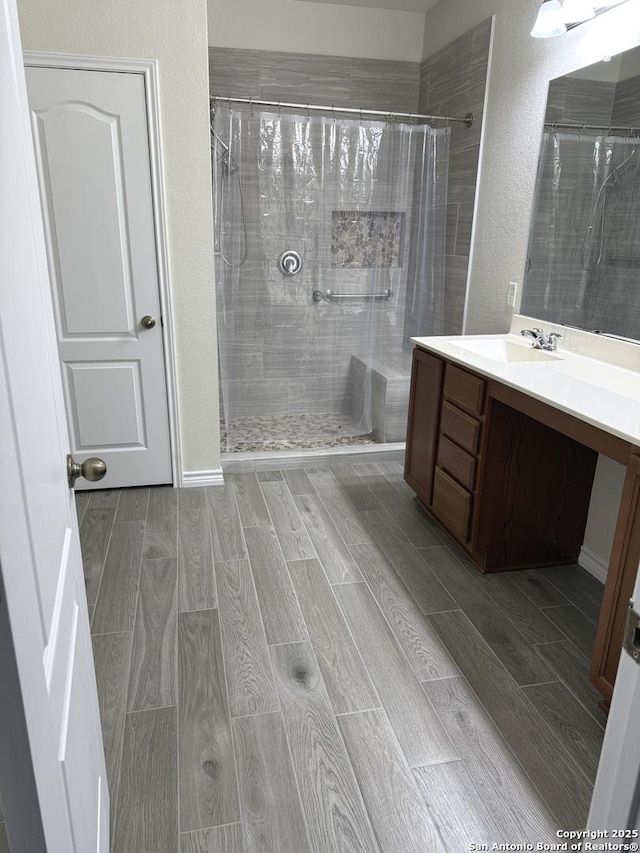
<box><xmin>67</xmin><ymin>454</ymin><xmax>107</xmax><ymax>488</ymax></box>
<box><xmin>140</xmin><ymin>315</ymin><xmax>156</xmax><ymax>329</ymax></box>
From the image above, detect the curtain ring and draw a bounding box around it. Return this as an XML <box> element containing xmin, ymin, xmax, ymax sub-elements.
<box><xmin>306</xmin><ymin>102</ymin><xmax>310</xmax><ymax>121</ymax></box>
<box><xmin>331</xmin><ymin>104</ymin><xmax>336</xmax><ymax>122</ymax></box>
<box><xmin>249</xmin><ymin>97</ymin><xmax>254</xmax><ymax>117</ymax></box>
<box><xmin>278</xmin><ymin>100</ymin><xmax>282</xmax><ymax>117</ymax></box>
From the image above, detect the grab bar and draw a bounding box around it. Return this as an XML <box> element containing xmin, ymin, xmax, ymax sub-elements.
<box><xmin>312</xmin><ymin>289</ymin><xmax>392</xmax><ymax>303</ymax></box>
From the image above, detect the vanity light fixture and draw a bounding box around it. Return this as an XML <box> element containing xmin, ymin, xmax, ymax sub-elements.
<box><xmin>531</xmin><ymin>0</ymin><xmax>568</xmax><ymax>38</ymax></box>
<box><xmin>531</xmin><ymin>0</ymin><xmax>631</xmax><ymax>37</ymax></box>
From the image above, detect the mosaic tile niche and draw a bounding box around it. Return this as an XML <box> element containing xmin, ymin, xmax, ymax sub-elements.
<box><xmin>331</xmin><ymin>210</ymin><xmax>404</xmax><ymax>268</ymax></box>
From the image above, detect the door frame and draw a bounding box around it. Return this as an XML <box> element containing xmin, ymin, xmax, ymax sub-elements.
<box><xmin>589</xmin><ymin>559</ymin><xmax>640</xmax><ymax>830</ymax></box>
<box><xmin>23</xmin><ymin>51</ymin><xmax>183</xmax><ymax>487</ymax></box>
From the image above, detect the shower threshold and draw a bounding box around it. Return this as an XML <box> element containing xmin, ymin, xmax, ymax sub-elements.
<box><xmin>221</xmin><ymin>441</ymin><xmax>406</xmax><ymax>473</ymax></box>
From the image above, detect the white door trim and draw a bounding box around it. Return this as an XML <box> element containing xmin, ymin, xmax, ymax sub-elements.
<box><xmin>23</xmin><ymin>51</ymin><xmax>184</xmax><ymax>487</ymax></box>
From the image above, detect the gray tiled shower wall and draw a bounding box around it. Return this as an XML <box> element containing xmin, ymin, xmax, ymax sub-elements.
<box><xmin>210</xmin><ymin>29</ymin><xmax>491</xmax><ymax>424</ymax></box>
<box><xmin>416</xmin><ymin>17</ymin><xmax>492</xmax><ymax>336</ymax></box>
<box><xmin>523</xmin><ymin>74</ymin><xmax>640</xmax><ymax>339</ymax></box>
<box><xmin>209</xmin><ymin>48</ymin><xmax>421</xmax><ymax>113</ymax></box>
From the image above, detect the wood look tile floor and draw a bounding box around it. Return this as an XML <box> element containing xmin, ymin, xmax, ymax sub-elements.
<box><xmin>80</xmin><ymin>462</ymin><xmax>607</xmax><ymax>853</ymax></box>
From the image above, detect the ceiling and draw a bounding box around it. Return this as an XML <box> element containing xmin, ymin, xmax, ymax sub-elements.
<box><xmin>294</xmin><ymin>0</ymin><xmax>441</xmax><ymax>13</ymax></box>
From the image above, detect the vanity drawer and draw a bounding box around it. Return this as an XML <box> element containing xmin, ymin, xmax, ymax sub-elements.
<box><xmin>444</xmin><ymin>363</ymin><xmax>485</xmax><ymax>416</ymax></box>
<box><xmin>440</xmin><ymin>401</ymin><xmax>482</xmax><ymax>455</ymax></box>
<box><xmin>437</xmin><ymin>434</ymin><xmax>477</xmax><ymax>490</ymax></box>
<box><xmin>432</xmin><ymin>467</ymin><xmax>472</xmax><ymax>543</ymax></box>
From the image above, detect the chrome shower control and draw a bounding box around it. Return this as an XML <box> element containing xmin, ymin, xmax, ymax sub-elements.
<box><xmin>278</xmin><ymin>250</ymin><xmax>302</xmax><ymax>277</ymax></box>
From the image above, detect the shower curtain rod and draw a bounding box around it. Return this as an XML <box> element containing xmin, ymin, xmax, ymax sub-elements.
<box><xmin>211</xmin><ymin>95</ymin><xmax>473</xmax><ymax>127</ymax></box>
<box><xmin>545</xmin><ymin>120</ymin><xmax>640</xmax><ymax>135</ymax></box>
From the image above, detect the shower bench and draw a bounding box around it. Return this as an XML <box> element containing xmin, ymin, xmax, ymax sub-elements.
<box><xmin>349</xmin><ymin>352</ymin><xmax>412</xmax><ymax>443</ymax></box>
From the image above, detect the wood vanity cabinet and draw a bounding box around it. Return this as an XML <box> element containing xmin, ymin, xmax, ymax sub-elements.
<box><xmin>405</xmin><ymin>348</ymin><xmax>597</xmax><ymax>572</ymax></box>
<box><xmin>405</xmin><ymin>345</ymin><xmax>640</xmax><ymax>705</ymax></box>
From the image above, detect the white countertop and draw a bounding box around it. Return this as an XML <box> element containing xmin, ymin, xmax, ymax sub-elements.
<box><xmin>410</xmin><ymin>330</ymin><xmax>640</xmax><ymax>448</ymax></box>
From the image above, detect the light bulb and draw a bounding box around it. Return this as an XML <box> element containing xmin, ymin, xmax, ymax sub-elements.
<box><xmin>562</xmin><ymin>0</ymin><xmax>595</xmax><ymax>22</ymax></box>
<box><xmin>531</xmin><ymin>0</ymin><xmax>568</xmax><ymax>38</ymax></box>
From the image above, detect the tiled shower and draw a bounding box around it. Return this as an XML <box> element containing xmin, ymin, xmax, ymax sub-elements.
<box><xmin>209</xmin><ymin>20</ymin><xmax>491</xmax><ymax>456</ymax></box>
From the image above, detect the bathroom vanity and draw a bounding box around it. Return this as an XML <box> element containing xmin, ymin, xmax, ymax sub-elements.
<box><xmin>404</xmin><ymin>319</ymin><xmax>640</xmax><ymax>706</ymax></box>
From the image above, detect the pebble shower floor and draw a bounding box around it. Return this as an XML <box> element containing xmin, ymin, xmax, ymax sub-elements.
<box><xmin>220</xmin><ymin>412</ymin><xmax>376</xmax><ymax>453</ymax></box>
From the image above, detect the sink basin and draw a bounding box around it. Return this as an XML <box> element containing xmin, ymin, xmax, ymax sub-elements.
<box><xmin>454</xmin><ymin>339</ymin><xmax>562</xmax><ymax>363</ymax></box>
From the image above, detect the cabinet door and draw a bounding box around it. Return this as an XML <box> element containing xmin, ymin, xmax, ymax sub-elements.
<box><xmin>404</xmin><ymin>348</ymin><xmax>444</xmax><ymax>506</ymax></box>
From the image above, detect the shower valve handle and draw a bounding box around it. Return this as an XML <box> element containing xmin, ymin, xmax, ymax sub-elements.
<box><xmin>278</xmin><ymin>250</ymin><xmax>303</xmax><ymax>277</ymax></box>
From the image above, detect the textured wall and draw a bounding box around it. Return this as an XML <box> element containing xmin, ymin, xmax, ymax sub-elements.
<box><xmin>418</xmin><ymin>17</ymin><xmax>492</xmax><ymax>335</ymax></box>
<box><xmin>208</xmin><ymin>0</ymin><xmax>425</xmax><ymax>63</ymax></box>
<box><xmin>421</xmin><ymin>0</ymin><xmax>640</xmax><ymax>334</ymax></box>
<box><xmin>17</xmin><ymin>0</ymin><xmax>220</xmax><ymax>478</ymax></box>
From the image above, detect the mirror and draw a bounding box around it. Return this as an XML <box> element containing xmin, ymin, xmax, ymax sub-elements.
<box><xmin>521</xmin><ymin>46</ymin><xmax>640</xmax><ymax>341</ymax></box>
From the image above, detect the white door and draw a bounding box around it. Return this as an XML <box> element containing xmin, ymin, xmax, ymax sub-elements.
<box><xmin>25</xmin><ymin>64</ymin><xmax>172</xmax><ymax>490</ymax></box>
<box><xmin>0</xmin><ymin>1</ymin><xmax>108</xmax><ymax>849</ymax></box>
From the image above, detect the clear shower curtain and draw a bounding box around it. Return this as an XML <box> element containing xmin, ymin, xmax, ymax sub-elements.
<box><xmin>212</xmin><ymin>103</ymin><xmax>449</xmax><ymax>452</ymax></box>
<box><xmin>524</xmin><ymin>131</ymin><xmax>640</xmax><ymax>332</ymax></box>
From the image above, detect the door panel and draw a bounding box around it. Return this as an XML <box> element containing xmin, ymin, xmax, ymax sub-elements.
<box><xmin>66</xmin><ymin>360</ymin><xmax>146</xmax><ymax>448</ymax></box>
<box><xmin>26</xmin><ymin>65</ymin><xmax>172</xmax><ymax>488</ymax></box>
<box><xmin>1</xmin><ymin>3</ymin><xmax>108</xmax><ymax>848</ymax></box>
<box><xmin>33</xmin><ymin>103</ymin><xmax>136</xmax><ymax>337</ymax></box>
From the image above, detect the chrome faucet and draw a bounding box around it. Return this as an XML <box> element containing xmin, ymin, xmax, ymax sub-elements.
<box><xmin>520</xmin><ymin>327</ymin><xmax>563</xmax><ymax>351</ymax></box>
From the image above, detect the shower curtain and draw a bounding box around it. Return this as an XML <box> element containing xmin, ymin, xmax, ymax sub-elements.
<box><xmin>524</xmin><ymin>131</ymin><xmax>640</xmax><ymax>335</ymax></box>
<box><xmin>212</xmin><ymin>102</ymin><xmax>449</xmax><ymax>452</ymax></box>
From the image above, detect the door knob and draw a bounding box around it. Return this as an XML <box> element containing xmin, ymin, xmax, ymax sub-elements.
<box><xmin>140</xmin><ymin>315</ymin><xmax>156</xmax><ymax>329</ymax></box>
<box><xmin>67</xmin><ymin>454</ymin><xmax>107</xmax><ymax>488</ymax></box>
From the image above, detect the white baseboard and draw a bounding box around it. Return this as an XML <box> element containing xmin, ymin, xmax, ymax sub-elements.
<box><xmin>181</xmin><ymin>469</ymin><xmax>224</xmax><ymax>487</ymax></box>
<box><xmin>578</xmin><ymin>545</ymin><xmax>608</xmax><ymax>584</ymax></box>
